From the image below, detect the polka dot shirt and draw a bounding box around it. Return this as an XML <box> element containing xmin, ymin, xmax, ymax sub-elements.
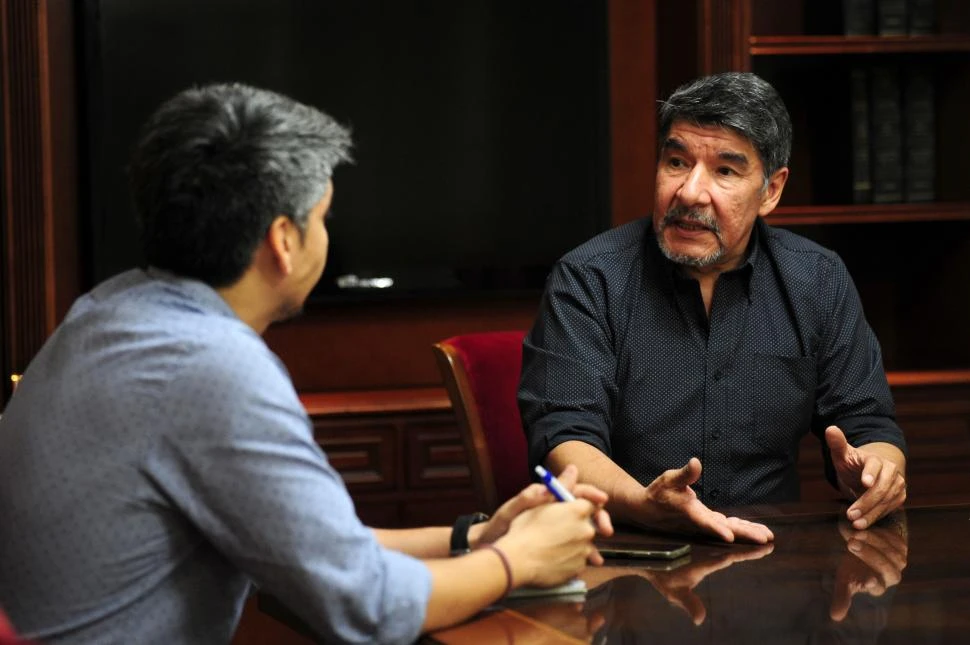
<box><xmin>519</xmin><ymin>218</ymin><xmax>906</xmax><ymax>507</ymax></box>
<box><xmin>0</xmin><ymin>268</ymin><xmax>430</xmax><ymax>644</ymax></box>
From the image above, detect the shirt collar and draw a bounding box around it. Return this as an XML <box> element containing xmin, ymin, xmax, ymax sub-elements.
<box><xmin>648</xmin><ymin>218</ymin><xmax>762</xmax><ymax>300</ymax></box>
<box><xmin>144</xmin><ymin>266</ymin><xmax>241</xmax><ymax>320</ymax></box>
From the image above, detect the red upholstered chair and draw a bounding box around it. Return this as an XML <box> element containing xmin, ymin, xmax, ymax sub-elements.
<box><xmin>432</xmin><ymin>331</ymin><xmax>529</xmax><ymax>513</ymax></box>
<box><xmin>0</xmin><ymin>608</ymin><xmax>33</xmax><ymax>645</ymax></box>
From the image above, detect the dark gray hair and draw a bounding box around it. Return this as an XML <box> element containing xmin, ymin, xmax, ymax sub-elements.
<box><xmin>129</xmin><ymin>82</ymin><xmax>353</xmax><ymax>287</ymax></box>
<box><xmin>658</xmin><ymin>72</ymin><xmax>791</xmax><ymax>183</ymax></box>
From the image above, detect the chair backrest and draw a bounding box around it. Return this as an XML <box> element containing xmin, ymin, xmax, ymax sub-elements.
<box><xmin>0</xmin><ymin>608</ymin><xmax>32</xmax><ymax>645</ymax></box>
<box><xmin>432</xmin><ymin>331</ymin><xmax>529</xmax><ymax>513</ymax></box>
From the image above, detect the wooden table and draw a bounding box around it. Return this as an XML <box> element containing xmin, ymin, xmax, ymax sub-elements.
<box><xmin>424</xmin><ymin>498</ymin><xmax>970</xmax><ymax>644</ymax></box>
<box><xmin>259</xmin><ymin>498</ymin><xmax>970</xmax><ymax>643</ymax></box>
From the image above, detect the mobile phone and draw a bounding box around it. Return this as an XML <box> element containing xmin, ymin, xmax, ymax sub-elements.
<box><xmin>601</xmin><ymin>555</ymin><xmax>692</xmax><ymax>571</ymax></box>
<box><xmin>596</xmin><ymin>542</ymin><xmax>691</xmax><ymax>560</ymax></box>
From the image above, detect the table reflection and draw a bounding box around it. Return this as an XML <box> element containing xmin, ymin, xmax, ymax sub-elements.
<box><xmin>506</xmin><ymin>513</ymin><xmax>908</xmax><ymax>644</ymax></box>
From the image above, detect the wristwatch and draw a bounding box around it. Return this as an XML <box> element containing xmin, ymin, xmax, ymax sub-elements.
<box><xmin>449</xmin><ymin>512</ymin><xmax>490</xmax><ymax>556</ymax></box>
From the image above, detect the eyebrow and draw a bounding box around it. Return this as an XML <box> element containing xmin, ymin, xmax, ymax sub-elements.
<box><xmin>717</xmin><ymin>151</ymin><xmax>750</xmax><ymax>167</ymax></box>
<box><xmin>661</xmin><ymin>137</ymin><xmax>751</xmax><ymax>168</ymax></box>
<box><xmin>660</xmin><ymin>137</ymin><xmax>687</xmax><ymax>154</ymax></box>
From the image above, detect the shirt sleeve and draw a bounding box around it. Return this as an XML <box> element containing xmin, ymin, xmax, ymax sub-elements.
<box><xmin>814</xmin><ymin>256</ymin><xmax>907</xmax><ymax>457</ymax></box>
<box><xmin>519</xmin><ymin>260</ymin><xmax>618</xmax><ymax>469</ymax></box>
<box><xmin>143</xmin><ymin>341</ymin><xmax>431</xmax><ymax>645</ymax></box>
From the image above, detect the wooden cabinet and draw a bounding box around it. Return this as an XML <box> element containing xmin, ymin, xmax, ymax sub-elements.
<box><xmin>302</xmin><ymin>389</ymin><xmax>477</xmax><ymax>528</ymax></box>
<box><xmin>894</xmin><ymin>378</ymin><xmax>970</xmax><ymax>498</ymax></box>
<box><xmin>799</xmin><ymin>374</ymin><xmax>970</xmax><ymax>501</ymax></box>
<box><xmin>307</xmin><ymin>377</ymin><xmax>970</xmax><ymax>524</ymax></box>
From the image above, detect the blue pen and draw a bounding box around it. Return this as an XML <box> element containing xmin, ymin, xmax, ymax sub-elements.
<box><xmin>536</xmin><ymin>466</ymin><xmax>599</xmax><ymax>533</ymax></box>
<box><xmin>535</xmin><ymin>465</ymin><xmax>576</xmax><ymax>502</ymax></box>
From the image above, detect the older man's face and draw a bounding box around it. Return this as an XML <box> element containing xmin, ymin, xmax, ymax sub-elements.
<box><xmin>653</xmin><ymin>121</ymin><xmax>787</xmax><ymax>275</ymax></box>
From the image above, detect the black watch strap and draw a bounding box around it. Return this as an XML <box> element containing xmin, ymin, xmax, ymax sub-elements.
<box><xmin>449</xmin><ymin>512</ymin><xmax>490</xmax><ymax>556</ymax></box>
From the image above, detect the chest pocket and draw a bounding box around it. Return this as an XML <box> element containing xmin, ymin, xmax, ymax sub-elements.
<box><xmin>745</xmin><ymin>354</ymin><xmax>817</xmax><ymax>454</ymax></box>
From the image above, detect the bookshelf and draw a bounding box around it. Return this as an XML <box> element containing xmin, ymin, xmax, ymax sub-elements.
<box><xmin>748</xmin><ymin>34</ymin><xmax>970</xmax><ymax>55</ymax></box>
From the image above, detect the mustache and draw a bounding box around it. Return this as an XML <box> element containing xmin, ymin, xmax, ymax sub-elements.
<box><xmin>660</xmin><ymin>206</ymin><xmax>720</xmax><ymax>235</ymax></box>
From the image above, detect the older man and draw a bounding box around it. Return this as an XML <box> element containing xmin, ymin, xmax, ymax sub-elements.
<box><xmin>520</xmin><ymin>72</ymin><xmax>906</xmax><ymax>544</ymax></box>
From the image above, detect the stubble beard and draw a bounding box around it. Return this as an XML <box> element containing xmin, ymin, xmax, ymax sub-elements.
<box><xmin>274</xmin><ymin>298</ymin><xmax>306</xmax><ymax>324</ymax></box>
<box><xmin>655</xmin><ymin>206</ymin><xmax>724</xmax><ymax>268</ymax></box>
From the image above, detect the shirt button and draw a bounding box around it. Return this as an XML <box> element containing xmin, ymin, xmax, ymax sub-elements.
<box><xmin>711</xmin><ymin>430</ymin><xmax>721</xmax><ymax>440</ymax></box>
<box><xmin>710</xmin><ymin>489</ymin><xmax>719</xmax><ymax>500</ymax></box>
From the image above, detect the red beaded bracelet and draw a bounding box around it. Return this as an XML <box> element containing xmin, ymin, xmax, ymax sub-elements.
<box><xmin>483</xmin><ymin>544</ymin><xmax>513</xmax><ymax>597</ymax></box>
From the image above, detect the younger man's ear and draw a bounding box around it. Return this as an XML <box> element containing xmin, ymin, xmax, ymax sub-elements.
<box><xmin>266</xmin><ymin>214</ymin><xmax>296</xmax><ymax>275</ymax></box>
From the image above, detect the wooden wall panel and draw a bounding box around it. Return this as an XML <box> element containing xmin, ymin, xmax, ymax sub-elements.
<box><xmin>699</xmin><ymin>0</ymin><xmax>747</xmax><ymax>73</ymax></box>
<box><xmin>1</xmin><ymin>0</ymin><xmax>48</xmax><ymax>398</ymax></box>
<box><xmin>265</xmin><ymin>0</ymin><xmax>661</xmax><ymax>395</ymax></box>
<box><xmin>0</xmin><ymin>0</ymin><xmax>79</xmax><ymax>404</ymax></box>
<box><xmin>1</xmin><ymin>0</ymin><xmax>659</xmax><ymax>403</ymax></box>
<box><xmin>799</xmin><ymin>380</ymin><xmax>970</xmax><ymax>502</ymax></box>
<box><xmin>608</xmin><ymin>0</ymin><xmax>657</xmax><ymax>227</ymax></box>
<box><xmin>307</xmin><ymin>393</ymin><xmax>477</xmax><ymax>529</ymax></box>
<box><xmin>266</xmin><ymin>297</ymin><xmax>540</xmax><ymax>392</ymax></box>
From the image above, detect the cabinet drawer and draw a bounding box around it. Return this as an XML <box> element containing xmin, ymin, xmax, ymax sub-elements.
<box><xmin>313</xmin><ymin>421</ymin><xmax>397</xmax><ymax>493</ymax></box>
<box><xmin>405</xmin><ymin>418</ymin><xmax>471</xmax><ymax>489</ymax></box>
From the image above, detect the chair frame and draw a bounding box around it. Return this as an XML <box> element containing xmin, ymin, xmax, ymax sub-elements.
<box><xmin>432</xmin><ymin>340</ymin><xmax>502</xmax><ymax>512</ymax></box>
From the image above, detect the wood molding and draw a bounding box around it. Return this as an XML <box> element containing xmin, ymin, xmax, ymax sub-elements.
<box><xmin>769</xmin><ymin>202</ymin><xmax>970</xmax><ymax>225</ymax></box>
<box><xmin>297</xmin><ymin>371</ymin><xmax>970</xmax><ymax>421</ymax></box>
<box><xmin>1</xmin><ymin>0</ymin><xmax>47</xmax><ymax>387</ymax></box>
<box><xmin>300</xmin><ymin>388</ymin><xmax>451</xmax><ymax>418</ymax></box>
<box><xmin>0</xmin><ymin>0</ymin><xmax>79</xmax><ymax>399</ymax></box>
<box><xmin>888</xmin><ymin>370</ymin><xmax>970</xmax><ymax>388</ymax></box>
<box><xmin>699</xmin><ymin>0</ymin><xmax>746</xmax><ymax>73</ymax></box>
<box><xmin>608</xmin><ymin>0</ymin><xmax>657</xmax><ymax>227</ymax></box>
<box><xmin>749</xmin><ymin>34</ymin><xmax>970</xmax><ymax>56</ymax></box>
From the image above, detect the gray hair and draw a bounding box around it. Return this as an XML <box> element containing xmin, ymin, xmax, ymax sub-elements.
<box><xmin>129</xmin><ymin>82</ymin><xmax>353</xmax><ymax>287</ymax></box>
<box><xmin>658</xmin><ymin>72</ymin><xmax>791</xmax><ymax>184</ymax></box>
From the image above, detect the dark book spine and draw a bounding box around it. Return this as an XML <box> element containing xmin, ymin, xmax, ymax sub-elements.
<box><xmin>870</xmin><ymin>65</ymin><xmax>904</xmax><ymax>204</ymax></box>
<box><xmin>902</xmin><ymin>65</ymin><xmax>936</xmax><ymax>202</ymax></box>
<box><xmin>877</xmin><ymin>0</ymin><xmax>908</xmax><ymax>35</ymax></box>
<box><xmin>850</xmin><ymin>67</ymin><xmax>872</xmax><ymax>203</ymax></box>
<box><xmin>844</xmin><ymin>0</ymin><xmax>875</xmax><ymax>35</ymax></box>
<box><xmin>908</xmin><ymin>0</ymin><xmax>936</xmax><ymax>35</ymax></box>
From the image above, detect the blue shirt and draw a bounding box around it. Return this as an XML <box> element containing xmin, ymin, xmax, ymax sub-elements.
<box><xmin>0</xmin><ymin>269</ymin><xmax>431</xmax><ymax>644</ymax></box>
<box><xmin>519</xmin><ymin>218</ymin><xmax>906</xmax><ymax>506</ymax></box>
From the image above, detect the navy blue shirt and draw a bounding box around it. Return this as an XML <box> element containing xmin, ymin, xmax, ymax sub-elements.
<box><xmin>519</xmin><ymin>218</ymin><xmax>906</xmax><ymax>506</ymax></box>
